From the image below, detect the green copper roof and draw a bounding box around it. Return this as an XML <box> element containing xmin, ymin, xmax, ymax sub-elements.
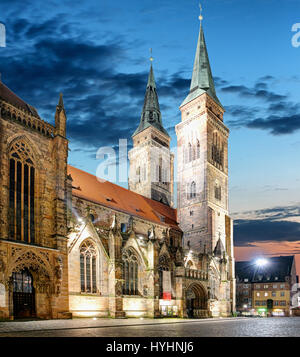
<box><xmin>133</xmin><ymin>63</ymin><xmax>169</xmax><ymax>137</ymax></box>
<box><xmin>181</xmin><ymin>25</ymin><xmax>223</xmax><ymax>108</ymax></box>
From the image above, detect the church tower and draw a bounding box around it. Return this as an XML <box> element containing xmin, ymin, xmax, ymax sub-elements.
<box><xmin>176</xmin><ymin>19</ymin><xmax>231</xmax><ymax>257</ymax></box>
<box><xmin>129</xmin><ymin>59</ymin><xmax>174</xmax><ymax>206</ymax></box>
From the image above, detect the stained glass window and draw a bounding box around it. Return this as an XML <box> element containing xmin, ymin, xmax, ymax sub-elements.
<box><xmin>80</xmin><ymin>241</ymin><xmax>98</xmax><ymax>293</ymax></box>
<box><xmin>122</xmin><ymin>250</ymin><xmax>139</xmax><ymax>295</ymax></box>
<box><xmin>9</xmin><ymin>141</ymin><xmax>35</xmax><ymax>243</ymax></box>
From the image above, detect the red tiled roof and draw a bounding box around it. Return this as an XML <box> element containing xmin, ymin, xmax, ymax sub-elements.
<box><xmin>0</xmin><ymin>81</ymin><xmax>40</xmax><ymax>118</ymax></box>
<box><xmin>68</xmin><ymin>165</ymin><xmax>180</xmax><ymax>230</ymax></box>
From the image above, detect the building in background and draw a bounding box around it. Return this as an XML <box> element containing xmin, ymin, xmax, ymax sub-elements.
<box><xmin>236</xmin><ymin>256</ymin><xmax>298</xmax><ymax>316</ymax></box>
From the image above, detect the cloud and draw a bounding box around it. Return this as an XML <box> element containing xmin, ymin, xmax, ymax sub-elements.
<box><xmin>233</xmin><ymin>204</ymin><xmax>300</xmax><ymax>247</ymax></box>
<box><xmin>222</xmin><ymin>77</ymin><xmax>300</xmax><ymax>135</ymax></box>
<box><xmin>234</xmin><ymin>219</ymin><xmax>300</xmax><ymax>246</ymax></box>
<box><xmin>246</xmin><ymin>114</ymin><xmax>300</xmax><ymax>135</ymax></box>
<box><xmin>221</xmin><ymin>83</ymin><xmax>287</xmax><ymax>103</ymax></box>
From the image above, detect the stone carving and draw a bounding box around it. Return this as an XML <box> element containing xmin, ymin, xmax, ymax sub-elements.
<box><xmin>0</xmin><ymin>257</ymin><xmax>5</xmax><ymax>272</ymax></box>
<box><xmin>143</xmin><ymin>285</ymin><xmax>148</xmax><ymax>297</ymax></box>
<box><xmin>53</xmin><ymin>256</ymin><xmax>63</xmax><ymax>295</ymax></box>
<box><xmin>148</xmin><ymin>226</ymin><xmax>155</xmax><ymax>240</ymax></box>
<box><xmin>0</xmin><ymin>283</ymin><xmax>6</xmax><ymax>307</ymax></box>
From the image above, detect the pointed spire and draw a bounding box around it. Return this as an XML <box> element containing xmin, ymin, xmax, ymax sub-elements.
<box><xmin>58</xmin><ymin>92</ymin><xmax>64</xmax><ymax>107</ymax></box>
<box><xmin>181</xmin><ymin>13</ymin><xmax>222</xmax><ymax>108</ymax></box>
<box><xmin>133</xmin><ymin>56</ymin><xmax>169</xmax><ymax>137</ymax></box>
<box><xmin>55</xmin><ymin>92</ymin><xmax>67</xmax><ymax>137</ymax></box>
<box><xmin>213</xmin><ymin>237</ymin><xmax>225</xmax><ymax>258</ymax></box>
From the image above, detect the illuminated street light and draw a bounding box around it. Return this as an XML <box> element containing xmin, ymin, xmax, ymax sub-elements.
<box><xmin>243</xmin><ymin>304</ymin><xmax>248</xmax><ymax>309</ymax></box>
<box><xmin>255</xmin><ymin>258</ymin><xmax>268</xmax><ymax>267</ymax></box>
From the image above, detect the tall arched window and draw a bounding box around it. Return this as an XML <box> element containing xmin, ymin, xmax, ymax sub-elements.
<box><xmin>196</xmin><ymin>140</ymin><xmax>200</xmax><ymax>159</ymax></box>
<box><xmin>136</xmin><ymin>166</ymin><xmax>141</xmax><ymax>183</ymax></box>
<box><xmin>189</xmin><ymin>181</ymin><xmax>196</xmax><ymax>199</ymax></box>
<box><xmin>188</xmin><ymin>143</ymin><xmax>192</xmax><ymax>162</ymax></box>
<box><xmin>215</xmin><ymin>182</ymin><xmax>221</xmax><ymax>201</ymax></box>
<box><xmin>158</xmin><ymin>157</ymin><xmax>162</xmax><ymax>183</ymax></box>
<box><xmin>159</xmin><ymin>255</ymin><xmax>170</xmax><ymax>298</ymax></box>
<box><xmin>212</xmin><ymin>132</ymin><xmax>224</xmax><ymax>169</ymax></box>
<box><xmin>9</xmin><ymin>140</ymin><xmax>36</xmax><ymax>243</ymax></box>
<box><xmin>80</xmin><ymin>240</ymin><xmax>98</xmax><ymax>293</ymax></box>
<box><xmin>122</xmin><ymin>250</ymin><xmax>139</xmax><ymax>295</ymax></box>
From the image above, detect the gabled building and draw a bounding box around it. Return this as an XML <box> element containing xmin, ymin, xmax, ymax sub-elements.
<box><xmin>236</xmin><ymin>256</ymin><xmax>298</xmax><ymax>316</ymax></box>
<box><xmin>0</xmin><ymin>13</ymin><xmax>235</xmax><ymax>320</ymax></box>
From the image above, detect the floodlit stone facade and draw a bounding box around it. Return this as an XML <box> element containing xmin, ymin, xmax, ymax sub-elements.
<box><xmin>0</xmin><ymin>20</ymin><xmax>235</xmax><ymax>320</ymax></box>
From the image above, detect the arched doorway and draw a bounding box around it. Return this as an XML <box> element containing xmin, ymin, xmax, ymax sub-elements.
<box><xmin>185</xmin><ymin>283</ymin><xmax>208</xmax><ymax>318</ymax></box>
<box><xmin>12</xmin><ymin>269</ymin><xmax>36</xmax><ymax>319</ymax></box>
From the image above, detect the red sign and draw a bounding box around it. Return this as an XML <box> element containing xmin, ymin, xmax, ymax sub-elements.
<box><xmin>163</xmin><ymin>292</ymin><xmax>171</xmax><ymax>300</ymax></box>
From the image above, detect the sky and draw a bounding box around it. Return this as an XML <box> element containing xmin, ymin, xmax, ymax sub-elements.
<box><xmin>0</xmin><ymin>0</ymin><xmax>300</xmax><ymax>274</ymax></box>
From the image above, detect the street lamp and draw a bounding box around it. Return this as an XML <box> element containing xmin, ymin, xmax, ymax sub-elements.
<box><xmin>255</xmin><ymin>258</ymin><xmax>268</xmax><ymax>267</ymax></box>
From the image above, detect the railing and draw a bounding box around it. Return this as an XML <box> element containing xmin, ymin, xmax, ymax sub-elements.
<box><xmin>1</xmin><ymin>101</ymin><xmax>55</xmax><ymax>137</ymax></box>
<box><xmin>185</xmin><ymin>268</ymin><xmax>208</xmax><ymax>281</ymax></box>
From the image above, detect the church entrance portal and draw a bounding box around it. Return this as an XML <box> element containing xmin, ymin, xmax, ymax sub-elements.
<box><xmin>12</xmin><ymin>269</ymin><xmax>36</xmax><ymax>319</ymax></box>
<box><xmin>186</xmin><ymin>283</ymin><xmax>207</xmax><ymax>318</ymax></box>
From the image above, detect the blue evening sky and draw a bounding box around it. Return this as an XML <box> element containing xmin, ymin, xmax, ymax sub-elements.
<box><xmin>1</xmin><ymin>0</ymin><xmax>300</xmax><ymax>252</ymax></box>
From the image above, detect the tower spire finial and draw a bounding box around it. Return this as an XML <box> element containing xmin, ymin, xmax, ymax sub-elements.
<box><xmin>150</xmin><ymin>48</ymin><xmax>153</xmax><ymax>63</ymax></box>
<box><xmin>199</xmin><ymin>3</ymin><xmax>203</xmax><ymax>26</ymax></box>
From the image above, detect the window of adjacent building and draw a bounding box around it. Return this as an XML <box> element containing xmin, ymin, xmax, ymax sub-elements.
<box><xmin>280</xmin><ymin>284</ymin><xmax>285</xmax><ymax>289</ymax></box>
<box><xmin>257</xmin><ymin>292</ymin><xmax>260</xmax><ymax>297</ymax></box>
<box><xmin>272</xmin><ymin>292</ymin><xmax>276</xmax><ymax>297</ymax></box>
<box><xmin>123</xmin><ymin>249</ymin><xmax>139</xmax><ymax>296</ymax></box>
<box><xmin>255</xmin><ymin>301</ymin><xmax>260</xmax><ymax>306</ymax></box>
<box><xmin>280</xmin><ymin>301</ymin><xmax>286</xmax><ymax>306</ymax></box>
<box><xmin>80</xmin><ymin>240</ymin><xmax>97</xmax><ymax>293</ymax></box>
<box><xmin>273</xmin><ymin>284</ymin><xmax>278</xmax><ymax>289</ymax></box>
<box><xmin>9</xmin><ymin>140</ymin><xmax>36</xmax><ymax>243</ymax></box>
<box><xmin>244</xmin><ymin>278</ymin><xmax>249</xmax><ymax>282</ymax></box>
<box><xmin>256</xmin><ymin>284</ymin><xmax>260</xmax><ymax>289</ymax></box>
<box><xmin>280</xmin><ymin>291</ymin><xmax>285</xmax><ymax>297</ymax></box>
<box><xmin>274</xmin><ymin>301</ymin><xmax>279</xmax><ymax>306</ymax></box>
<box><xmin>264</xmin><ymin>292</ymin><xmax>268</xmax><ymax>297</ymax></box>
<box><xmin>264</xmin><ymin>285</ymin><xmax>268</xmax><ymax>289</ymax></box>
<box><xmin>261</xmin><ymin>301</ymin><xmax>267</xmax><ymax>306</ymax></box>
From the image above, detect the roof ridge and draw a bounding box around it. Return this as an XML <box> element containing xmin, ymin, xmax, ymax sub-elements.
<box><xmin>68</xmin><ymin>164</ymin><xmax>177</xmax><ymax>214</ymax></box>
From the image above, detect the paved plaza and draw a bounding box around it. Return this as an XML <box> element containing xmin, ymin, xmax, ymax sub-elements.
<box><xmin>0</xmin><ymin>317</ymin><xmax>300</xmax><ymax>337</ymax></box>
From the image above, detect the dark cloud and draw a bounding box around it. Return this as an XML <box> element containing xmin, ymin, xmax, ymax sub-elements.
<box><xmin>0</xmin><ymin>15</ymin><xmax>193</xmax><ymax>150</ymax></box>
<box><xmin>234</xmin><ymin>219</ymin><xmax>300</xmax><ymax>246</ymax></box>
<box><xmin>246</xmin><ymin>114</ymin><xmax>300</xmax><ymax>135</ymax></box>
<box><xmin>222</xmin><ymin>79</ymin><xmax>300</xmax><ymax>135</ymax></box>
<box><xmin>233</xmin><ymin>205</ymin><xmax>300</xmax><ymax>247</ymax></box>
<box><xmin>221</xmin><ymin>83</ymin><xmax>287</xmax><ymax>103</ymax></box>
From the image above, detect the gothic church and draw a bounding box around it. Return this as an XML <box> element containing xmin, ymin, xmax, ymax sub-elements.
<box><xmin>0</xmin><ymin>20</ymin><xmax>235</xmax><ymax>319</ymax></box>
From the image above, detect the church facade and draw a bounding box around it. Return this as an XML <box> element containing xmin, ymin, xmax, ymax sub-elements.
<box><xmin>0</xmin><ymin>21</ymin><xmax>235</xmax><ymax>320</ymax></box>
